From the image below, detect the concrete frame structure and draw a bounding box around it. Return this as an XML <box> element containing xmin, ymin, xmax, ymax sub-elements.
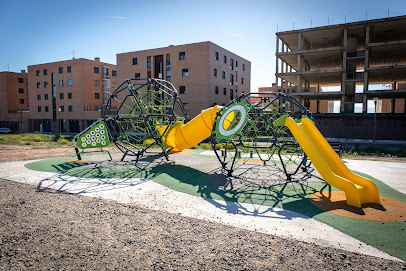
<box><xmin>28</xmin><ymin>58</ymin><xmax>117</xmax><ymax>133</ymax></box>
<box><xmin>275</xmin><ymin>15</ymin><xmax>406</xmax><ymax>140</ymax></box>
<box><xmin>117</xmin><ymin>41</ymin><xmax>251</xmax><ymax>118</ymax></box>
<box><xmin>0</xmin><ymin>71</ymin><xmax>29</xmax><ymax>132</ymax></box>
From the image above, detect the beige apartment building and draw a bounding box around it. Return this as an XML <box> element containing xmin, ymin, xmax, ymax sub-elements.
<box><xmin>28</xmin><ymin>58</ymin><xmax>117</xmax><ymax>133</ymax></box>
<box><xmin>275</xmin><ymin>15</ymin><xmax>406</xmax><ymax>140</ymax></box>
<box><xmin>117</xmin><ymin>41</ymin><xmax>251</xmax><ymax>118</ymax></box>
<box><xmin>0</xmin><ymin>70</ymin><xmax>29</xmax><ymax>131</ymax></box>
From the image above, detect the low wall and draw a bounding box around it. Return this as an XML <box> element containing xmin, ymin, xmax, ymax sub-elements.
<box><xmin>313</xmin><ymin>113</ymin><xmax>406</xmax><ymax>141</ymax></box>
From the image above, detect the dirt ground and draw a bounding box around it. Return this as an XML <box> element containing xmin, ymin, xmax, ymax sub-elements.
<box><xmin>0</xmin><ymin>145</ymin><xmax>406</xmax><ymax>270</ymax></box>
<box><xmin>0</xmin><ymin>144</ymin><xmax>120</xmax><ymax>162</ymax></box>
<box><xmin>1</xmin><ymin>179</ymin><xmax>405</xmax><ymax>270</ymax></box>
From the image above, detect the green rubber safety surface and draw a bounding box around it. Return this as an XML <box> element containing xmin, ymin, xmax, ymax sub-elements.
<box><xmin>25</xmin><ymin>157</ymin><xmax>406</xmax><ymax>261</ymax></box>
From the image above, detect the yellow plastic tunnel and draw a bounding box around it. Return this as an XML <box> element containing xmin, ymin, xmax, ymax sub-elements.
<box><xmin>157</xmin><ymin>105</ymin><xmax>222</xmax><ymax>151</ymax></box>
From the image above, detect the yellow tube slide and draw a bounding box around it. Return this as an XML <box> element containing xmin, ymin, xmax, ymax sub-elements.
<box><xmin>156</xmin><ymin>105</ymin><xmax>222</xmax><ymax>152</ymax></box>
<box><xmin>275</xmin><ymin>115</ymin><xmax>381</xmax><ymax>208</ymax></box>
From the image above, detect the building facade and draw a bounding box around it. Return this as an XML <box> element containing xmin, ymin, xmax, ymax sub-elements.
<box><xmin>28</xmin><ymin>58</ymin><xmax>117</xmax><ymax>133</ymax></box>
<box><xmin>0</xmin><ymin>70</ymin><xmax>29</xmax><ymax>131</ymax></box>
<box><xmin>275</xmin><ymin>15</ymin><xmax>406</xmax><ymax>140</ymax></box>
<box><xmin>117</xmin><ymin>41</ymin><xmax>251</xmax><ymax>118</ymax></box>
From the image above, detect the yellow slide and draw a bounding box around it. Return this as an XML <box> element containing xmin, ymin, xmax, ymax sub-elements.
<box><xmin>274</xmin><ymin>115</ymin><xmax>381</xmax><ymax>208</ymax></box>
<box><xmin>156</xmin><ymin>105</ymin><xmax>222</xmax><ymax>152</ymax></box>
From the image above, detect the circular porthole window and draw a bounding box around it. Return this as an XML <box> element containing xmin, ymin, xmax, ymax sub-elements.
<box><xmin>215</xmin><ymin>101</ymin><xmax>251</xmax><ymax>142</ymax></box>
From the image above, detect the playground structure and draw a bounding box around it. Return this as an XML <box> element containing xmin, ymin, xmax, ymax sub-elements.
<box><xmin>73</xmin><ymin>78</ymin><xmax>381</xmax><ymax>208</ymax></box>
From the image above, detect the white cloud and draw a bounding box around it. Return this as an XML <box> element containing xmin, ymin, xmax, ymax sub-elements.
<box><xmin>105</xmin><ymin>16</ymin><xmax>126</xmax><ymax>19</ymax></box>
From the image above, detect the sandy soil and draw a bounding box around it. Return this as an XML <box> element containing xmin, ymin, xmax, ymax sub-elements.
<box><xmin>0</xmin><ymin>144</ymin><xmax>119</xmax><ymax>162</ymax></box>
<box><xmin>1</xmin><ymin>179</ymin><xmax>404</xmax><ymax>270</ymax></box>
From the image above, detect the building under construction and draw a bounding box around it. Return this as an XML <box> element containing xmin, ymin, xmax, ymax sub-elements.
<box><xmin>275</xmin><ymin>15</ymin><xmax>406</xmax><ymax>141</ymax></box>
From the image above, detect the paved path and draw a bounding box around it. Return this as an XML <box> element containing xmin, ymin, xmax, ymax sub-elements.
<box><xmin>0</xmin><ymin>157</ymin><xmax>404</xmax><ymax>262</ymax></box>
<box><xmin>344</xmin><ymin>159</ymin><xmax>406</xmax><ymax>194</ymax></box>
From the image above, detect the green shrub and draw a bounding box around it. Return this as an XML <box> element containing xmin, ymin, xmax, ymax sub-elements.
<box><xmin>57</xmin><ymin>138</ymin><xmax>69</xmax><ymax>144</ymax></box>
<box><xmin>143</xmin><ymin>138</ymin><xmax>155</xmax><ymax>146</ymax></box>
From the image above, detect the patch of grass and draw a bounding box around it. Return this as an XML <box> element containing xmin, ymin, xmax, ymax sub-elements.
<box><xmin>343</xmin><ymin>144</ymin><xmax>406</xmax><ymax>159</ymax></box>
<box><xmin>0</xmin><ymin>133</ymin><xmax>72</xmax><ymax>146</ymax></box>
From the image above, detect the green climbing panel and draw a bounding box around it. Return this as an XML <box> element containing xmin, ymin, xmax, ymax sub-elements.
<box><xmin>76</xmin><ymin>120</ymin><xmax>110</xmax><ymax>150</ymax></box>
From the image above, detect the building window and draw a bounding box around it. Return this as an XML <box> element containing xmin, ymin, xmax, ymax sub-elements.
<box><xmin>59</xmin><ymin>67</ymin><xmax>63</xmax><ymax>74</ymax></box>
<box><xmin>112</xmin><ymin>70</ymin><xmax>117</xmax><ymax>77</ymax></box>
<box><xmin>215</xmin><ymin>86</ymin><xmax>218</xmax><ymax>94</ymax></box>
<box><xmin>222</xmin><ymin>71</ymin><xmax>225</xmax><ymax>79</ymax></box>
<box><xmin>215</xmin><ymin>52</ymin><xmax>219</xmax><ymax>60</ymax></box>
<box><xmin>94</xmin><ymin>67</ymin><xmax>99</xmax><ymax>74</ymax></box>
<box><xmin>112</xmin><ymin>82</ymin><xmax>118</xmax><ymax>90</ymax></box>
<box><xmin>60</xmin><ymin>106</ymin><xmax>65</xmax><ymax>112</ymax></box>
<box><xmin>43</xmin><ymin>69</ymin><xmax>47</xmax><ymax>76</ymax></box>
<box><xmin>59</xmin><ymin>80</ymin><xmax>63</xmax><ymax>87</ymax></box>
<box><xmin>135</xmin><ymin>73</ymin><xmax>140</xmax><ymax>79</ymax></box>
<box><xmin>37</xmin><ymin>94</ymin><xmax>41</xmax><ymax>100</ymax></box>
<box><xmin>68</xmin><ymin>79</ymin><xmax>72</xmax><ymax>86</ymax></box>
<box><xmin>179</xmin><ymin>52</ymin><xmax>185</xmax><ymax>60</ymax></box>
<box><xmin>223</xmin><ymin>88</ymin><xmax>226</xmax><ymax>95</ymax></box>
<box><xmin>243</xmin><ymin>64</ymin><xmax>245</xmax><ymax>71</ymax></box>
<box><xmin>44</xmin><ymin>81</ymin><xmax>48</xmax><ymax>88</ymax></box>
<box><xmin>45</xmin><ymin>94</ymin><xmax>49</xmax><ymax>100</ymax></box>
<box><xmin>132</xmin><ymin>58</ymin><xmax>138</xmax><ymax>65</ymax></box>
<box><xmin>36</xmin><ymin>70</ymin><xmax>40</xmax><ymax>76</ymax></box>
<box><xmin>213</xmin><ymin>68</ymin><xmax>217</xmax><ymax>77</ymax></box>
<box><xmin>241</xmin><ymin>77</ymin><xmax>244</xmax><ymax>84</ymax></box>
<box><xmin>224</xmin><ymin>55</ymin><xmax>227</xmax><ymax>63</ymax></box>
<box><xmin>230</xmin><ymin>58</ymin><xmax>234</xmax><ymax>70</ymax></box>
<box><xmin>68</xmin><ymin>93</ymin><xmax>72</xmax><ymax>99</ymax></box>
<box><xmin>147</xmin><ymin>56</ymin><xmax>151</xmax><ymax>68</ymax></box>
<box><xmin>18</xmin><ymin>78</ymin><xmax>23</xmax><ymax>83</ymax></box>
<box><xmin>166</xmin><ymin>54</ymin><xmax>170</xmax><ymax>66</ymax></box>
<box><xmin>183</xmin><ymin>103</ymin><xmax>189</xmax><ymax>111</ymax></box>
<box><xmin>94</xmin><ymin>80</ymin><xmax>99</xmax><ymax>86</ymax></box>
<box><xmin>236</xmin><ymin>61</ymin><xmax>238</xmax><ymax>71</ymax></box>
<box><xmin>45</xmin><ymin>106</ymin><xmax>49</xmax><ymax>112</ymax></box>
<box><xmin>19</xmin><ymin>99</ymin><xmax>24</xmax><ymax>104</ymax></box>
<box><xmin>179</xmin><ymin>86</ymin><xmax>185</xmax><ymax>94</ymax></box>
<box><xmin>230</xmin><ymin>89</ymin><xmax>234</xmax><ymax>99</ymax></box>
<box><xmin>166</xmin><ymin>70</ymin><xmax>171</xmax><ymax>82</ymax></box>
<box><xmin>37</xmin><ymin>82</ymin><xmax>41</xmax><ymax>88</ymax></box>
<box><xmin>230</xmin><ymin>74</ymin><xmax>233</xmax><ymax>86</ymax></box>
<box><xmin>38</xmin><ymin>106</ymin><xmax>41</xmax><ymax>112</ymax></box>
<box><xmin>95</xmin><ymin>93</ymin><xmax>100</xmax><ymax>99</ymax></box>
<box><xmin>69</xmin><ymin>106</ymin><xmax>72</xmax><ymax>112</ymax></box>
<box><xmin>60</xmin><ymin>93</ymin><xmax>64</xmax><ymax>99</ymax></box>
<box><xmin>18</xmin><ymin>88</ymin><xmax>24</xmax><ymax>93</ymax></box>
<box><xmin>182</xmin><ymin>69</ymin><xmax>188</xmax><ymax>77</ymax></box>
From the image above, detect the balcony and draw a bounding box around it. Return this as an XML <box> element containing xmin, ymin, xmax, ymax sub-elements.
<box><xmin>103</xmin><ymin>74</ymin><xmax>110</xmax><ymax>79</ymax></box>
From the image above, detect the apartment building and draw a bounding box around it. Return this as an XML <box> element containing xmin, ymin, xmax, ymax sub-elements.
<box><xmin>117</xmin><ymin>41</ymin><xmax>251</xmax><ymax>118</ymax></box>
<box><xmin>275</xmin><ymin>15</ymin><xmax>406</xmax><ymax>140</ymax></box>
<box><xmin>0</xmin><ymin>70</ymin><xmax>29</xmax><ymax>131</ymax></box>
<box><xmin>28</xmin><ymin>58</ymin><xmax>117</xmax><ymax>133</ymax></box>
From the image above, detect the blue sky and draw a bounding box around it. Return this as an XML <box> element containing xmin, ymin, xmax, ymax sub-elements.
<box><xmin>0</xmin><ymin>0</ymin><xmax>405</xmax><ymax>91</ymax></box>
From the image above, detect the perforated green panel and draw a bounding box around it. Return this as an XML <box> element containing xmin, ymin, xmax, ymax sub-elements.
<box><xmin>76</xmin><ymin>120</ymin><xmax>110</xmax><ymax>150</ymax></box>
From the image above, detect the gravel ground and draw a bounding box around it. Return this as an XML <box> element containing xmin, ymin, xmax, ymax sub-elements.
<box><xmin>1</xmin><ymin>178</ymin><xmax>405</xmax><ymax>270</ymax></box>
